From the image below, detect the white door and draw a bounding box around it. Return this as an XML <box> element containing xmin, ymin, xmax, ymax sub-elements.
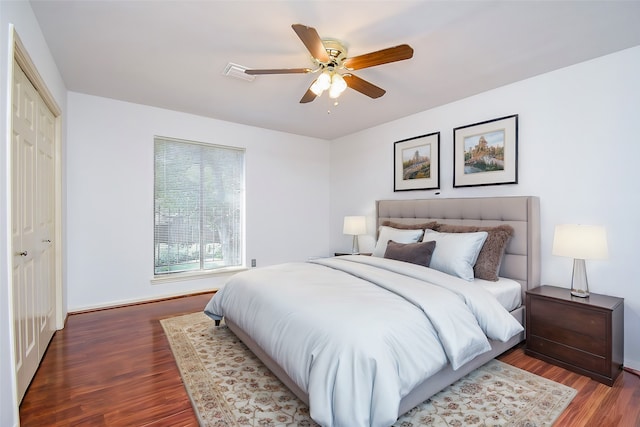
<box><xmin>11</xmin><ymin>59</ymin><xmax>56</xmax><ymax>402</ymax></box>
<box><xmin>35</xmin><ymin>86</ymin><xmax>56</xmax><ymax>358</ymax></box>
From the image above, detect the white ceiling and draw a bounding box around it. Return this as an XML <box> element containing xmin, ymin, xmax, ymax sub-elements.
<box><xmin>30</xmin><ymin>0</ymin><xmax>640</xmax><ymax>140</ymax></box>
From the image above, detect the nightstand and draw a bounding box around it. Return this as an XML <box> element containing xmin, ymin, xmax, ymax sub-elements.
<box><xmin>525</xmin><ymin>285</ymin><xmax>624</xmax><ymax>386</ymax></box>
<box><xmin>334</xmin><ymin>253</ymin><xmax>372</xmax><ymax>256</ymax></box>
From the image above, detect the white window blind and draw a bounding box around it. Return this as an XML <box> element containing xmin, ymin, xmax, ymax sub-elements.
<box><xmin>154</xmin><ymin>137</ymin><xmax>245</xmax><ymax>275</ymax></box>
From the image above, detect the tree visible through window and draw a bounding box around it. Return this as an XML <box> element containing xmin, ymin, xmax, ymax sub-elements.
<box><xmin>154</xmin><ymin>137</ymin><xmax>245</xmax><ymax>275</ymax></box>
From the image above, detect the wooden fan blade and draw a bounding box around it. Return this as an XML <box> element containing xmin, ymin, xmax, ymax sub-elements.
<box><xmin>343</xmin><ymin>44</ymin><xmax>414</xmax><ymax>70</ymax></box>
<box><xmin>300</xmin><ymin>86</ymin><xmax>318</xmax><ymax>103</ymax></box>
<box><xmin>292</xmin><ymin>24</ymin><xmax>330</xmax><ymax>62</ymax></box>
<box><xmin>245</xmin><ymin>68</ymin><xmax>312</xmax><ymax>75</ymax></box>
<box><xmin>343</xmin><ymin>74</ymin><xmax>386</xmax><ymax>99</ymax></box>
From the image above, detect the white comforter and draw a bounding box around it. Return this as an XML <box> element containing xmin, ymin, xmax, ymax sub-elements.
<box><xmin>204</xmin><ymin>255</ymin><xmax>523</xmax><ymax>427</ymax></box>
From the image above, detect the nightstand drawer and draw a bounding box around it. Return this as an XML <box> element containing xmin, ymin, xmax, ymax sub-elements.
<box><xmin>529</xmin><ymin>298</ymin><xmax>606</xmax><ymax>336</ymax></box>
<box><xmin>529</xmin><ymin>298</ymin><xmax>606</xmax><ymax>355</ymax></box>
<box><xmin>527</xmin><ymin>336</ymin><xmax>607</xmax><ymax>375</ymax></box>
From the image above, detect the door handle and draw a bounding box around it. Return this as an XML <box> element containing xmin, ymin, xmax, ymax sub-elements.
<box><xmin>17</xmin><ymin>251</ymin><xmax>28</xmax><ymax>256</ymax></box>
<box><xmin>42</xmin><ymin>239</ymin><xmax>51</xmax><ymax>243</ymax></box>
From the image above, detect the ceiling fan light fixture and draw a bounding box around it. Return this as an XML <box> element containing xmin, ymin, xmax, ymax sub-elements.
<box><xmin>316</xmin><ymin>71</ymin><xmax>332</xmax><ymax>91</ymax></box>
<box><xmin>309</xmin><ymin>78</ymin><xmax>325</xmax><ymax>96</ymax></box>
<box><xmin>329</xmin><ymin>73</ymin><xmax>347</xmax><ymax>98</ymax></box>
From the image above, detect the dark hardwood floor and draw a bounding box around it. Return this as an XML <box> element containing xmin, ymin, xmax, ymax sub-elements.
<box><xmin>19</xmin><ymin>293</ymin><xmax>640</xmax><ymax>426</ymax></box>
<box><xmin>19</xmin><ymin>293</ymin><xmax>214</xmax><ymax>427</ymax></box>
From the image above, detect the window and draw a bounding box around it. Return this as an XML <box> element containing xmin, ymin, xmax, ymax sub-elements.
<box><xmin>154</xmin><ymin>136</ymin><xmax>245</xmax><ymax>275</ymax></box>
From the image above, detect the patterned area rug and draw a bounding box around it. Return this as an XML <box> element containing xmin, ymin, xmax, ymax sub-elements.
<box><xmin>161</xmin><ymin>312</ymin><xmax>576</xmax><ymax>427</ymax></box>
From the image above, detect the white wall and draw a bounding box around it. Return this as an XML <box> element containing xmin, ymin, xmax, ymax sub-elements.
<box><xmin>330</xmin><ymin>46</ymin><xmax>640</xmax><ymax>370</ymax></box>
<box><xmin>66</xmin><ymin>93</ymin><xmax>330</xmax><ymax>311</ymax></box>
<box><xmin>0</xmin><ymin>2</ymin><xmax>68</xmax><ymax>427</ymax></box>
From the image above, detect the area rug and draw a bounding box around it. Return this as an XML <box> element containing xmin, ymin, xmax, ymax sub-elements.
<box><xmin>161</xmin><ymin>312</ymin><xmax>576</xmax><ymax>427</ymax></box>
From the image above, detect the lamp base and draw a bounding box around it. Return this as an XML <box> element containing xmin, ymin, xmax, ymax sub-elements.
<box><xmin>351</xmin><ymin>235</ymin><xmax>359</xmax><ymax>254</ymax></box>
<box><xmin>570</xmin><ymin>258</ymin><xmax>590</xmax><ymax>298</ymax></box>
<box><xmin>570</xmin><ymin>289</ymin><xmax>590</xmax><ymax>298</ymax></box>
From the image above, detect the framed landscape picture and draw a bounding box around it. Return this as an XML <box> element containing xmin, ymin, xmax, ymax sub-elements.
<box><xmin>453</xmin><ymin>115</ymin><xmax>518</xmax><ymax>187</ymax></box>
<box><xmin>394</xmin><ymin>132</ymin><xmax>440</xmax><ymax>191</ymax></box>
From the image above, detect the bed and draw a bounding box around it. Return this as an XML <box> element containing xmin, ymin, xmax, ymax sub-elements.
<box><xmin>204</xmin><ymin>196</ymin><xmax>540</xmax><ymax>427</ymax></box>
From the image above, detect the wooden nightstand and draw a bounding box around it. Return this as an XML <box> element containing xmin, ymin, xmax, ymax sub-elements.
<box><xmin>334</xmin><ymin>253</ymin><xmax>372</xmax><ymax>256</ymax></box>
<box><xmin>525</xmin><ymin>285</ymin><xmax>624</xmax><ymax>386</ymax></box>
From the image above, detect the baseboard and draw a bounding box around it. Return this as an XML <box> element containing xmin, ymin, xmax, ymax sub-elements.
<box><xmin>68</xmin><ymin>290</ymin><xmax>217</xmax><ymax>315</ymax></box>
<box><xmin>624</xmin><ymin>366</ymin><xmax>640</xmax><ymax>378</ymax></box>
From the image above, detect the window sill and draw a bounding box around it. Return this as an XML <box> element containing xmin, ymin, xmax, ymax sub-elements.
<box><xmin>151</xmin><ymin>266</ymin><xmax>248</xmax><ymax>285</ymax></box>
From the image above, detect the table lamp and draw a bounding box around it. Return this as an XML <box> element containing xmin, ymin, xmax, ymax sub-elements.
<box><xmin>552</xmin><ymin>224</ymin><xmax>608</xmax><ymax>298</ymax></box>
<box><xmin>343</xmin><ymin>216</ymin><xmax>366</xmax><ymax>254</ymax></box>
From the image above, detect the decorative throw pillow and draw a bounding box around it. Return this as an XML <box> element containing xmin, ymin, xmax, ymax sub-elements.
<box><xmin>422</xmin><ymin>229</ymin><xmax>488</xmax><ymax>281</ymax></box>
<box><xmin>372</xmin><ymin>226</ymin><xmax>425</xmax><ymax>257</ymax></box>
<box><xmin>381</xmin><ymin>220</ymin><xmax>438</xmax><ymax>230</ymax></box>
<box><xmin>383</xmin><ymin>240</ymin><xmax>437</xmax><ymax>267</ymax></box>
<box><xmin>434</xmin><ymin>224</ymin><xmax>514</xmax><ymax>281</ymax></box>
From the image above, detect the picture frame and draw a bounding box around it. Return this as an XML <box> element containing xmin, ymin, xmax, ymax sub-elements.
<box><xmin>453</xmin><ymin>114</ymin><xmax>518</xmax><ymax>187</ymax></box>
<box><xmin>394</xmin><ymin>132</ymin><xmax>440</xmax><ymax>191</ymax></box>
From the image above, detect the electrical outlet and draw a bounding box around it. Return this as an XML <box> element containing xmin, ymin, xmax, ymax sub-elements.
<box><xmin>251</xmin><ymin>259</ymin><xmax>256</xmax><ymax>267</ymax></box>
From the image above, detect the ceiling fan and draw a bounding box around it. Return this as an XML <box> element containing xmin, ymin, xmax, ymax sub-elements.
<box><xmin>244</xmin><ymin>24</ymin><xmax>414</xmax><ymax>103</ymax></box>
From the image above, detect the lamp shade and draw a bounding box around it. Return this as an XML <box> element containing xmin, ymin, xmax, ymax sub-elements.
<box><xmin>343</xmin><ymin>216</ymin><xmax>366</xmax><ymax>236</ymax></box>
<box><xmin>316</xmin><ymin>71</ymin><xmax>331</xmax><ymax>90</ymax></box>
<box><xmin>309</xmin><ymin>79</ymin><xmax>324</xmax><ymax>96</ymax></box>
<box><xmin>552</xmin><ymin>224</ymin><xmax>608</xmax><ymax>260</ymax></box>
<box><xmin>329</xmin><ymin>73</ymin><xmax>348</xmax><ymax>99</ymax></box>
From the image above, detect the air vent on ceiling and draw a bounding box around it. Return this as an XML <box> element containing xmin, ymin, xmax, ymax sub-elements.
<box><xmin>223</xmin><ymin>63</ymin><xmax>255</xmax><ymax>82</ymax></box>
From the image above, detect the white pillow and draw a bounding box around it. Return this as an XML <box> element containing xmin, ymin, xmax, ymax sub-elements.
<box><xmin>372</xmin><ymin>226</ymin><xmax>424</xmax><ymax>257</ymax></box>
<box><xmin>422</xmin><ymin>229</ymin><xmax>488</xmax><ymax>281</ymax></box>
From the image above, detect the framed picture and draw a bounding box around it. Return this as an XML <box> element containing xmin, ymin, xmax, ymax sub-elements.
<box><xmin>394</xmin><ymin>132</ymin><xmax>440</xmax><ymax>191</ymax></box>
<box><xmin>453</xmin><ymin>114</ymin><xmax>518</xmax><ymax>187</ymax></box>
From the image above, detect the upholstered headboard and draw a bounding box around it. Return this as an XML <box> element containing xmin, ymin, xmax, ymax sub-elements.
<box><xmin>376</xmin><ymin>196</ymin><xmax>540</xmax><ymax>301</ymax></box>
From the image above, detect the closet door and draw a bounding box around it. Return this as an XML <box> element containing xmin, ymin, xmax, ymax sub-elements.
<box><xmin>11</xmin><ymin>59</ymin><xmax>56</xmax><ymax>402</ymax></box>
<box><xmin>35</xmin><ymin>87</ymin><xmax>56</xmax><ymax>359</ymax></box>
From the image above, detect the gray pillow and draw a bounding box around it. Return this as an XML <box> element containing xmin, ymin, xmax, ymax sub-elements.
<box><xmin>383</xmin><ymin>240</ymin><xmax>436</xmax><ymax>267</ymax></box>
